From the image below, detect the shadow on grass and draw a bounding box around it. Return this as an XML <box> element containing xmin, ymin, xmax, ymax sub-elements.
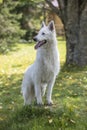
<box><xmin>54</xmin><ymin>64</ymin><xmax>87</xmax><ymax>98</ymax></box>
<box><xmin>0</xmin><ymin>105</ymin><xmax>77</xmax><ymax>130</ymax></box>
<box><xmin>61</xmin><ymin>63</ymin><xmax>87</xmax><ymax>72</ymax></box>
<box><xmin>0</xmin><ymin>73</ymin><xmax>23</xmax><ymax>124</ymax></box>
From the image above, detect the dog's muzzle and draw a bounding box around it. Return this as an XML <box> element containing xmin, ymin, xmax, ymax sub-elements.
<box><xmin>33</xmin><ymin>37</ymin><xmax>38</xmax><ymax>42</ymax></box>
<box><xmin>34</xmin><ymin>39</ymin><xmax>47</xmax><ymax>49</ymax></box>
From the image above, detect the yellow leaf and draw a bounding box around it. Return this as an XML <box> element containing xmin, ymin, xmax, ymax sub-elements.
<box><xmin>49</xmin><ymin>119</ymin><xmax>53</xmax><ymax>123</ymax></box>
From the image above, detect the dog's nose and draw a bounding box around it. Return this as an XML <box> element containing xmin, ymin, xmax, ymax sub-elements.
<box><xmin>33</xmin><ymin>37</ymin><xmax>37</xmax><ymax>42</ymax></box>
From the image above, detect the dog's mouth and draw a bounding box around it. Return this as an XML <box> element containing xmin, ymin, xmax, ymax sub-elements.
<box><xmin>34</xmin><ymin>40</ymin><xmax>47</xmax><ymax>49</ymax></box>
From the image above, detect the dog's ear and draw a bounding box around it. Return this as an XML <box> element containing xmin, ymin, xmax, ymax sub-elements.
<box><xmin>48</xmin><ymin>21</ymin><xmax>55</xmax><ymax>31</ymax></box>
<box><xmin>41</xmin><ymin>21</ymin><xmax>45</xmax><ymax>28</ymax></box>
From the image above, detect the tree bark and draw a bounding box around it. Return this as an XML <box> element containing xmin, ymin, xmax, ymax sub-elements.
<box><xmin>78</xmin><ymin>2</ymin><xmax>87</xmax><ymax>66</ymax></box>
<box><xmin>65</xmin><ymin>0</ymin><xmax>87</xmax><ymax>66</ymax></box>
<box><xmin>46</xmin><ymin>0</ymin><xmax>87</xmax><ymax>66</ymax></box>
<box><xmin>65</xmin><ymin>0</ymin><xmax>79</xmax><ymax>65</ymax></box>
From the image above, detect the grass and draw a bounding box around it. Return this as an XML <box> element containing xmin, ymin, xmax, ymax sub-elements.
<box><xmin>0</xmin><ymin>0</ymin><xmax>2</xmax><ymax>3</ymax></box>
<box><xmin>0</xmin><ymin>38</ymin><xmax>87</xmax><ymax>130</ymax></box>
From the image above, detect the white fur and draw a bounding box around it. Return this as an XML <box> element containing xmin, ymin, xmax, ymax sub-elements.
<box><xmin>22</xmin><ymin>21</ymin><xmax>60</xmax><ymax>105</ymax></box>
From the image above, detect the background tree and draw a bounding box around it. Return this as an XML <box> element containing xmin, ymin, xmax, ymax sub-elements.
<box><xmin>15</xmin><ymin>0</ymin><xmax>44</xmax><ymax>41</ymax></box>
<box><xmin>0</xmin><ymin>0</ymin><xmax>25</xmax><ymax>53</ymax></box>
<box><xmin>46</xmin><ymin>0</ymin><xmax>87</xmax><ymax>66</ymax></box>
<box><xmin>0</xmin><ymin>0</ymin><xmax>45</xmax><ymax>53</ymax></box>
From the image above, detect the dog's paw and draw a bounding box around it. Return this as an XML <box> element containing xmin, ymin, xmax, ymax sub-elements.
<box><xmin>37</xmin><ymin>102</ymin><xmax>44</xmax><ymax>107</ymax></box>
<box><xmin>37</xmin><ymin>103</ymin><xmax>44</xmax><ymax>107</ymax></box>
<box><xmin>37</xmin><ymin>101</ymin><xmax>43</xmax><ymax>106</ymax></box>
<box><xmin>47</xmin><ymin>100</ymin><xmax>53</xmax><ymax>106</ymax></box>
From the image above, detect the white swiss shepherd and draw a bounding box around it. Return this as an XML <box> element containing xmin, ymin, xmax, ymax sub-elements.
<box><xmin>22</xmin><ymin>21</ymin><xmax>60</xmax><ymax>105</ymax></box>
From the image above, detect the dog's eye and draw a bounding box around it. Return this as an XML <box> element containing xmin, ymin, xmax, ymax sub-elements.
<box><xmin>42</xmin><ymin>32</ymin><xmax>45</xmax><ymax>35</ymax></box>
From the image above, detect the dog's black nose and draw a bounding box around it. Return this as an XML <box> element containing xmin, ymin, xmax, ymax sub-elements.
<box><xmin>33</xmin><ymin>37</ymin><xmax>37</xmax><ymax>42</ymax></box>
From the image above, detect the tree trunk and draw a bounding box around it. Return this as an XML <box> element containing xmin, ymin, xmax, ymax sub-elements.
<box><xmin>65</xmin><ymin>0</ymin><xmax>87</xmax><ymax>66</ymax></box>
<box><xmin>65</xmin><ymin>0</ymin><xmax>79</xmax><ymax>65</ymax></box>
<box><xmin>46</xmin><ymin>0</ymin><xmax>87</xmax><ymax>66</ymax></box>
<box><xmin>78</xmin><ymin>2</ymin><xmax>87</xmax><ymax>66</ymax></box>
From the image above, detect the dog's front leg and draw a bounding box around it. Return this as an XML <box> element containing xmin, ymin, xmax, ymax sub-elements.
<box><xmin>35</xmin><ymin>84</ymin><xmax>43</xmax><ymax>105</ymax></box>
<box><xmin>47</xmin><ymin>77</ymin><xmax>56</xmax><ymax>105</ymax></box>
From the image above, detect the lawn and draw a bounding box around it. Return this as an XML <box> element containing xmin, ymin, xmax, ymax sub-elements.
<box><xmin>0</xmin><ymin>0</ymin><xmax>2</xmax><ymax>3</ymax></box>
<box><xmin>0</xmin><ymin>38</ymin><xmax>87</xmax><ymax>130</ymax></box>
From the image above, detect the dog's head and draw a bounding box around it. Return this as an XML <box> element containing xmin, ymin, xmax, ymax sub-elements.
<box><xmin>33</xmin><ymin>21</ymin><xmax>56</xmax><ymax>49</ymax></box>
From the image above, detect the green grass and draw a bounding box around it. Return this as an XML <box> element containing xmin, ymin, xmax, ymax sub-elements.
<box><xmin>0</xmin><ymin>0</ymin><xmax>2</xmax><ymax>3</ymax></box>
<box><xmin>0</xmin><ymin>38</ymin><xmax>87</xmax><ymax>130</ymax></box>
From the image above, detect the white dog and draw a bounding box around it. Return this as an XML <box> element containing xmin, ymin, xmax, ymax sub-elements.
<box><xmin>22</xmin><ymin>21</ymin><xmax>60</xmax><ymax>105</ymax></box>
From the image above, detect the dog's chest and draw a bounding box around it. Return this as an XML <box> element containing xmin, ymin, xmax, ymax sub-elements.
<box><xmin>43</xmin><ymin>54</ymin><xmax>55</xmax><ymax>71</ymax></box>
<box><xmin>41</xmin><ymin>51</ymin><xmax>58</xmax><ymax>81</ymax></box>
<box><xmin>36</xmin><ymin>46</ymin><xmax>59</xmax><ymax>82</ymax></box>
